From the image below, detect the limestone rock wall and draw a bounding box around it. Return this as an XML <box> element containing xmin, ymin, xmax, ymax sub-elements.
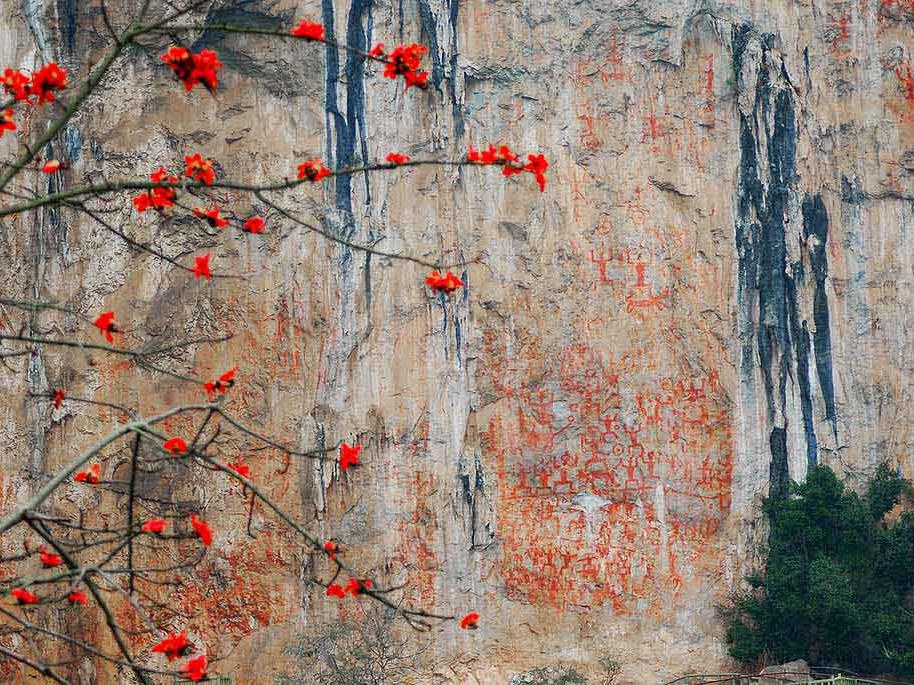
<box><xmin>1</xmin><ymin>0</ymin><xmax>913</xmax><ymax>683</ymax></box>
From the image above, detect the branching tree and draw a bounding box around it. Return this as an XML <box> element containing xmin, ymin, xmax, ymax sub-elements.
<box><xmin>0</xmin><ymin>1</ymin><xmax>546</xmax><ymax>681</ymax></box>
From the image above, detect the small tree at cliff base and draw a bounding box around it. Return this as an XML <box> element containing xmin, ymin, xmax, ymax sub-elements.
<box><xmin>722</xmin><ymin>463</ymin><xmax>914</xmax><ymax>678</ymax></box>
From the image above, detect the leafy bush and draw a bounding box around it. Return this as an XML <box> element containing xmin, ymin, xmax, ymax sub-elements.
<box><xmin>723</xmin><ymin>464</ymin><xmax>914</xmax><ymax>677</ymax></box>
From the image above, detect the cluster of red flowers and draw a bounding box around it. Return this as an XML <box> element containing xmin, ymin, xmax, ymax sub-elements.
<box><xmin>193</xmin><ymin>254</ymin><xmax>212</xmax><ymax>280</ymax></box>
<box><xmin>204</xmin><ymin>367</ymin><xmax>237</xmax><ymax>395</ymax></box>
<box><xmin>326</xmin><ymin>577</ymin><xmax>373</xmax><ymax>598</ymax></box>
<box><xmin>194</xmin><ymin>205</ymin><xmax>229</xmax><ymax>228</ymax></box>
<box><xmin>161</xmin><ymin>47</ymin><xmax>222</xmax><ymax>93</ymax></box>
<box><xmin>39</xmin><ymin>546</ymin><xmax>62</xmax><ymax>568</ymax></box>
<box><xmin>291</xmin><ymin>19</ymin><xmax>325</xmax><ymax>41</ymax></box>
<box><xmin>1</xmin><ymin>63</ymin><xmax>67</xmax><ymax>106</ymax></box>
<box><xmin>467</xmin><ymin>144</ymin><xmax>549</xmax><ymax>192</ymax></box>
<box><xmin>42</xmin><ymin>159</ymin><xmax>62</xmax><ymax>174</ymax></box>
<box><xmin>133</xmin><ymin>167</ymin><xmax>178</xmax><ymax>213</ymax></box>
<box><xmin>227</xmin><ymin>459</ymin><xmax>250</xmax><ymax>479</ymax></box>
<box><xmin>74</xmin><ymin>463</ymin><xmax>101</xmax><ymax>484</ymax></box>
<box><xmin>53</xmin><ymin>388</ymin><xmax>64</xmax><ymax>408</ymax></box>
<box><xmin>385</xmin><ymin>152</ymin><xmax>410</xmax><ymax>164</ymax></box>
<box><xmin>425</xmin><ymin>270</ymin><xmax>464</xmax><ymax>294</ymax></box>
<box><xmin>297</xmin><ymin>159</ymin><xmax>331</xmax><ymax>182</ymax></box>
<box><xmin>152</xmin><ymin>632</ymin><xmax>207</xmax><ymax>681</ymax></box>
<box><xmin>243</xmin><ymin>216</ymin><xmax>265</xmax><ymax>234</ymax></box>
<box><xmin>93</xmin><ymin>310</ymin><xmax>118</xmax><ymax>343</ymax></box>
<box><xmin>368</xmin><ymin>43</ymin><xmax>429</xmax><ymax>89</ymax></box>
<box><xmin>163</xmin><ymin>437</ymin><xmax>188</xmax><ymax>455</ymax></box>
<box><xmin>190</xmin><ymin>513</ymin><xmax>213</xmax><ymax>546</ymax></box>
<box><xmin>323</xmin><ymin>540</ymin><xmax>339</xmax><ymax>560</ymax></box>
<box><xmin>339</xmin><ymin>442</ymin><xmax>360</xmax><ymax>470</ymax></box>
<box><xmin>184</xmin><ymin>153</ymin><xmax>215</xmax><ymax>185</ymax></box>
<box><xmin>68</xmin><ymin>591</ymin><xmax>87</xmax><ymax>606</ymax></box>
<box><xmin>460</xmin><ymin>611</ymin><xmax>480</xmax><ymax>630</ymax></box>
<box><xmin>11</xmin><ymin>588</ymin><xmax>39</xmax><ymax>605</ymax></box>
<box><xmin>141</xmin><ymin>518</ymin><xmax>167</xmax><ymax>534</ymax></box>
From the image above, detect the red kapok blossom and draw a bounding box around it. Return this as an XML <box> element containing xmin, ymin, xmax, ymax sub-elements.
<box><xmin>323</xmin><ymin>540</ymin><xmax>338</xmax><ymax>560</ymax></box>
<box><xmin>42</xmin><ymin>160</ymin><xmax>61</xmax><ymax>174</ymax></box>
<box><xmin>141</xmin><ymin>519</ymin><xmax>167</xmax><ymax>534</ymax></box>
<box><xmin>339</xmin><ymin>442</ymin><xmax>361</xmax><ymax>471</ymax></box>
<box><xmin>28</xmin><ymin>63</ymin><xmax>67</xmax><ymax>105</ymax></box>
<box><xmin>227</xmin><ymin>459</ymin><xmax>250</xmax><ymax>480</ymax></box>
<box><xmin>524</xmin><ymin>153</ymin><xmax>549</xmax><ymax>192</ymax></box>
<box><xmin>297</xmin><ymin>159</ymin><xmax>331</xmax><ymax>182</ymax></box>
<box><xmin>425</xmin><ymin>270</ymin><xmax>464</xmax><ymax>294</ymax></box>
<box><xmin>74</xmin><ymin>463</ymin><xmax>100</xmax><ymax>484</ymax></box>
<box><xmin>291</xmin><ymin>20</ymin><xmax>325</xmax><ymax>41</ymax></box>
<box><xmin>11</xmin><ymin>588</ymin><xmax>39</xmax><ymax>605</ymax></box>
<box><xmin>190</xmin><ymin>513</ymin><xmax>213</xmax><ymax>546</ymax></box>
<box><xmin>460</xmin><ymin>611</ymin><xmax>480</xmax><ymax>630</ymax></box>
<box><xmin>325</xmin><ymin>583</ymin><xmax>345</xmax><ymax>598</ymax></box>
<box><xmin>193</xmin><ymin>253</ymin><xmax>212</xmax><ymax>281</ymax></box>
<box><xmin>184</xmin><ymin>655</ymin><xmax>207</xmax><ymax>682</ymax></box>
<box><xmin>205</xmin><ymin>366</ymin><xmax>238</xmax><ymax>395</ymax></box>
<box><xmin>93</xmin><ymin>310</ymin><xmax>118</xmax><ymax>343</ymax></box>
<box><xmin>385</xmin><ymin>153</ymin><xmax>411</xmax><ymax>165</ymax></box>
<box><xmin>39</xmin><ymin>547</ymin><xmax>62</xmax><ymax>568</ymax></box>
<box><xmin>368</xmin><ymin>43</ymin><xmax>385</xmax><ymax>58</ymax></box>
<box><xmin>53</xmin><ymin>389</ymin><xmax>64</xmax><ymax>409</ymax></box>
<box><xmin>163</xmin><ymin>437</ymin><xmax>188</xmax><ymax>455</ymax></box>
<box><xmin>0</xmin><ymin>108</ymin><xmax>15</xmax><ymax>137</ymax></box>
<box><xmin>344</xmin><ymin>578</ymin><xmax>372</xmax><ymax>596</ymax></box>
<box><xmin>162</xmin><ymin>47</ymin><xmax>222</xmax><ymax>92</ymax></box>
<box><xmin>383</xmin><ymin>44</ymin><xmax>429</xmax><ymax>90</ymax></box>
<box><xmin>1</xmin><ymin>68</ymin><xmax>29</xmax><ymax>101</ymax></box>
<box><xmin>242</xmin><ymin>216</ymin><xmax>265</xmax><ymax>234</ymax></box>
<box><xmin>194</xmin><ymin>205</ymin><xmax>229</xmax><ymax>228</ymax></box>
<box><xmin>184</xmin><ymin>153</ymin><xmax>215</xmax><ymax>185</ymax></box>
<box><xmin>67</xmin><ymin>591</ymin><xmax>87</xmax><ymax>606</ymax></box>
<box><xmin>134</xmin><ymin>167</ymin><xmax>178</xmax><ymax>212</ymax></box>
<box><xmin>152</xmin><ymin>631</ymin><xmax>193</xmax><ymax>662</ymax></box>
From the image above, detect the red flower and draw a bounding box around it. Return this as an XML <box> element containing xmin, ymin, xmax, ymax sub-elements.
<box><xmin>297</xmin><ymin>159</ymin><xmax>331</xmax><ymax>182</ymax></box>
<box><xmin>368</xmin><ymin>43</ymin><xmax>385</xmax><ymax>58</ymax></box>
<box><xmin>205</xmin><ymin>366</ymin><xmax>238</xmax><ymax>395</ymax></box>
<box><xmin>194</xmin><ymin>205</ymin><xmax>229</xmax><ymax>228</ymax></box>
<box><xmin>0</xmin><ymin>108</ymin><xmax>15</xmax><ymax>137</ymax></box>
<box><xmin>183</xmin><ymin>654</ymin><xmax>207</xmax><ymax>682</ymax></box>
<box><xmin>1</xmin><ymin>68</ymin><xmax>29</xmax><ymax>101</ymax></box>
<box><xmin>184</xmin><ymin>153</ymin><xmax>215</xmax><ymax>185</ymax></box>
<box><xmin>134</xmin><ymin>167</ymin><xmax>178</xmax><ymax>212</ymax></box>
<box><xmin>242</xmin><ymin>216</ymin><xmax>265</xmax><ymax>234</ymax></box>
<box><xmin>190</xmin><ymin>513</ymin><xmax>213</xmax><ymax>546</ymax></box>
<box><xmin>42</xmin><ymin>160</ymin><xmax>61</xmax><ymax>174</ymax></box>
<box><xmin>460</xmin><ymin>611</ymin><xmax>480</xmax><ymax>630</ymax></box>
<box><xmin>325</xmin><ymin>583</ymin><xmax>345</xmax><ymax>598</ymax></box>
<box><xmin>39</xmin><ymin>546</ymin><xmax>62</xmax><ymax>568</ymax></box>
<box><xmin>323</xmin><ymin>540</ymin><xmax>338</xmax><ymax>560</ymax></box>
<box><xmin>425</xmin><ymin>270</ymin><xmax>464</xmax><ymax>294</ymax></box>
<box><xmin>11</xmin><ymin>588</ymin><xmax>39</xmax><ymax>605</ymax></box>
<box><xmin>163</xmin><ymin>437</ymin><xmax>188</xmax><ymax>455</ymax></box>
<box><xmin>193</xmin><ymin>254</ymin><xmax>212</xmax><ymax>281</ymax></box>
<box><xmin>67</xmin><ymin>591</ymin><xmax>87</xmax><ymax>606</ymax></box>
<box><xmin>291</xmin><ymin>20</ymin><xmax>325</xmax><ymax>41</ymax></box>
<box><xmin>162</xmin><ymin>47</ymin><xmax>222</xmax><ymax>92</ymax></box>
<box><xmin>141</xmin><ymin>519</ymin><xmax>167</xmax><ymax>534</ymax></box>
<box><xmin>227</xmin><ymin>459</ymin><xmax>250</xmax><ymax>479</ymax></box>
<box><xmin>382</xmin><ymin>44</ymin><xmax>429</xmax><ymax>89</ymax></box>
<box><xmin>53</xmin><ymin>389</ymin><xmax>64</xmax><ymax>408</ymax></box>
<box><xmin>74</xmin><ymin>463</ymin><xmax>100</xmax><ymax>484</ymax></box>
<box><xmin>152</xmin><ymin>631</ymin><xmax>193</xmax><ymax>662</ymax></box>
<box><xmin>385</xmin><ymin>153</ymin><xmax>410</xmax><ymax>165</ymax></box>
<box><xmin>93</xmin><ymin>310</ymin><xmax>118</xmax><ymax>343</ymax></box>
<box><xmin>524</xmin><ymin>154</ymin><xmax>549</xmax><ymax>192</ymax></box>
<box><xmin>344</xmin><ymin>578</ymin><xmax>372</xmax><ymax>596</ymax></box>
<box><xmin>28</xmin><ymin>63</ymin><xmax>67</xmax><ymax>105</ymax></box>
<box><xmin>339</xmin><ymin>442</ymin><xmax>361</xmax><ymax>471</ymax></box>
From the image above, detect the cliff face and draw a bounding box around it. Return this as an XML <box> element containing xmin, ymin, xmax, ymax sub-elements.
<box><xmin>1</xmin><ymin>0</ymin><xmax>913</xmax><ymax>683</ymax></box>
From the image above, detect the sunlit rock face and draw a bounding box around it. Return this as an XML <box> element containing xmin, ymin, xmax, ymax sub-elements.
<box><xmin>1</xmin><ymin>0</ymin><xmax>913</xmax><ymax>682</ymax></box>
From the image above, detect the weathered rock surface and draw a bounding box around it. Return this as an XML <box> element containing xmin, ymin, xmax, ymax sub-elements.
<box><xmin>1</xmin><ymin>0</ymin><xmax>913</xmax><ymax>683</ymax></box>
